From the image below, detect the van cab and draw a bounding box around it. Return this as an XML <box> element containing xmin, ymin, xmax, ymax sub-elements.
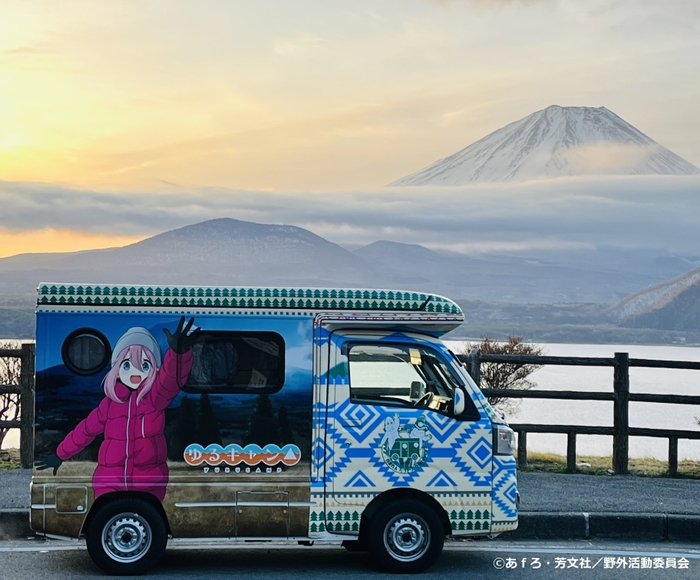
<box><xmin>31</xmin><ymin>283</ymin><xmax>517</xmax><ymax>574</ymax></box>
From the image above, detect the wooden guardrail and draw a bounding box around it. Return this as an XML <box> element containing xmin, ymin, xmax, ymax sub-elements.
<box><xmin>458</xmin><ymin>350</ymin><xmax>700</xmax><ymax>476</ymax></box>
<box><xmin>0</xmin><ymin>343</ymin><xmax>35</xmax><ymax>468</ymax></box>
<box><xmin>2</xmin><ymin>343</ymin><xmax>698</xmax><ymax>474</ymax></box>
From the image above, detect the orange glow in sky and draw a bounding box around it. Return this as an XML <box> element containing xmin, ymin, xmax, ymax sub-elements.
<box><xmin>0</xmin><ymin>229</ymin><xmax>145</xmax><ymax>259</ymax></box>
<box><xmin>1</xmin><ymin>1</ymin><xmax>699</xmax><ymax>255</ymax></box>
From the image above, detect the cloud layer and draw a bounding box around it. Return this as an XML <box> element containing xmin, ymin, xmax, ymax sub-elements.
<box><xmin>2</xmin><ymin>176</ymin><xmax>699</xmax><ymax>255</ymax></box>
<box><xmin>1</xmin><ymin>1</ymin><xmax>699</xmax><ymax>192</ymax></box>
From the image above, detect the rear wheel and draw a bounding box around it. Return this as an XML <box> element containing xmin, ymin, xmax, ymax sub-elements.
<box><xmin>86</xmin><ymin>498</ymin><xmax>167</xmax><ymax>576</ymax></box>
<box><xmin>368</xmin><ymin>499</ymin><xmax>444</xmax><ymax>573</ymax></box>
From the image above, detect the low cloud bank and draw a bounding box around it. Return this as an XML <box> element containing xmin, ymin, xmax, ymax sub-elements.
<box><xmin>1</xmin><ymin>175</ymin><xmax>699</xmax><ymax>254</ymax></box>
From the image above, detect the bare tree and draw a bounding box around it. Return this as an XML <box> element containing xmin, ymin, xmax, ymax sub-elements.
<box><xmin>0</xmin><ymin>340</ymin><xmax>21</xmax><ymax>449</ymax></box>
<box><xmin>465</xmin><ymin>336</ymin><xmax>543</xmax><ymax>412</ymax></box>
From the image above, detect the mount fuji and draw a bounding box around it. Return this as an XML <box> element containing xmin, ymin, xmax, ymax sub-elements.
<box><xmin>389</xmin><ymin>105</ymin><xmax>699</xmax><ymax>185</ymax></box>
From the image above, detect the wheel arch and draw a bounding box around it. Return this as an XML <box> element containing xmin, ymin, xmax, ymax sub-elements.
<box><xmin>359</xmin><ymin>488</ymin><xmax>452</xmax><ymax>541</ymax></box>
<box><xmin>80</xmin><ymin>491</ymin><xmax>170</xmax><ymax>537</ymax></box>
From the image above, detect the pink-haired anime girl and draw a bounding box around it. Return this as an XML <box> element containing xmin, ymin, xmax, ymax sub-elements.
<box><xmin>37</xmin><ymin>317</ymin><xmax>199</xmax><ymax>501</ymax></box>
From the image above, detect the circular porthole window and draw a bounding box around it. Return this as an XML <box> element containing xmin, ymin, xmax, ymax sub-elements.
<box><xmin>61</xmin><ymin>328</ymin><xmax>112</xmax><ymax>376</ymax></box>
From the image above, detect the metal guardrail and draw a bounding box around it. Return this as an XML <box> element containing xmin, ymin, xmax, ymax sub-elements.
<box><xmin>458</xmin><ymin>350</ymin><xmax>700</xmax><ymax>476</ymax></box>
<box><xmin>0</xmin><ymin>344</ymin><xmax>35</xmax><ymax>468</ymax></box>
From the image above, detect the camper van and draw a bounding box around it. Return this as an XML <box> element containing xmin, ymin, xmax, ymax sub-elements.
<box><xmin>31</xmin><ymin>283</ymin><xmax>518</xmax><ymax>575</ymax></box>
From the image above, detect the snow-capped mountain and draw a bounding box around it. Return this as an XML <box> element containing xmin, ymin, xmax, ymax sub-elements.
<box><xmin>390</xmin><ymin>105</ymin><xmax>699</xmax><ymax>185</ymax></box>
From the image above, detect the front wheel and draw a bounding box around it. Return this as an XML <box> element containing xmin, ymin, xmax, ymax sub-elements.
<box><xmin>368</xmin><ymin>499</ymin><xmax>444</xmax><ymax>573</ymax></box>
<box><xmin>86</xmin><ymin>498</ymin><xmax>167</xmax><ymax>576</ymax></box>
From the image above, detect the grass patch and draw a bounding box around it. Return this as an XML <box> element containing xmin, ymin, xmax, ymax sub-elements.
<box><xmin>521</xmin><ymin>451</ymin><xmax>700</xmax><ymax>479</ymax></box>
<box><xmin>0</xmin><ymin>448</ymin><xmax>21</xmax><ymax>469</ymax></box>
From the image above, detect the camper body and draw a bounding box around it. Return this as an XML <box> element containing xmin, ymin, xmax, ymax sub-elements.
<box><xmin>31</xmin><ymin>283</ymin><xmax>518</xmax><ymax>574</ymax></box>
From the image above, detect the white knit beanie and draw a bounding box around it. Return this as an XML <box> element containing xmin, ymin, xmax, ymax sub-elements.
<box><xmin>111</xmin><ymin>327</ymin><xmax>162</xmax><ymax>368</ymax></box>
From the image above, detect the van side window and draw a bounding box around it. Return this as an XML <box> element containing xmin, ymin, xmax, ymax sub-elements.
<box><xmin>347</xmin><ymin>343</ymin><xmax>478</xmax><ymax>419</ymax></box>
<box><xmin>182</xmin><ymin>331</ymin><xmax>285</xmax><ymax>394</ymax></box>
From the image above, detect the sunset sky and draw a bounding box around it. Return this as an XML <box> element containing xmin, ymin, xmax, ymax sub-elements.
<box><xmin>1</xmin><ymin>0</ymin><xmax>699</xmax><ymax>257</ymax></box>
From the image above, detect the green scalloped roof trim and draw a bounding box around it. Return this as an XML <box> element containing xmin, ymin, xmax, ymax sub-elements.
<box><xmin>36</xmin><ymin>284</ymin><xmax>462</xmax><ymax>314</ymax></box>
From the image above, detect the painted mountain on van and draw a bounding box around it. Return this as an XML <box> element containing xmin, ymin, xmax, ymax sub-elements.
<box><xmin>389</xmin><ymin>105</ymin><xmax>699</xmax><ymax>185</ymax></box>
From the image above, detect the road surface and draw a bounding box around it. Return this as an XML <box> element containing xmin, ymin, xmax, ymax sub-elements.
<box><xmin>1</xmin><ymin>539</ymin><xmax>698</xmax><ymax>579</ymax></box>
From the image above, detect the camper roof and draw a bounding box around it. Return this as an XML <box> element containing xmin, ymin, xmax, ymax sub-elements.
<box><xmin>37</xmin><ymin>283</ymin><xmax>462</xmax><ymax>316</ymax></box>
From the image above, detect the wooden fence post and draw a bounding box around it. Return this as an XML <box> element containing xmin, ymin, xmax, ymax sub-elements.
<box><xmin>468</xmin><ymin>348</ymin><xmax>481</xmax><ymax>387</ymax></box>
<box><xmin>517</xmin><ymin>430</ymin><xmax>527</xmax><ymax>468</ymax></box>
<box><xmin>612</xmin><ymin>352</ymin><xmax>629</xmax><ymax>475</ymax></box>
<box><xmin>20</xmin><ymin>343</ymin><xmax>35</xmax><ymax>469</ymax></box>
<box><xmin>668</xmin><ymin>437</ymin><xmax>678</xmax><ymax>476</ymax></box>
<box><xmin>566</xmin><ymin>432</ymin><xmax>577</xmax><ymax>473</ymax></box>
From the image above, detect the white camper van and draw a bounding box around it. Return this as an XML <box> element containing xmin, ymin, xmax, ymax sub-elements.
<box><xmin>31</xmin><ymin>283</ymin><xmax>518</xmax><ymax>574</ymax></box>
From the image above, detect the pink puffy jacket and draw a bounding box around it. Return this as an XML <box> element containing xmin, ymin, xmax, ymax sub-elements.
<box><xmin>57</xmin><ymin>349</ymin><xmax>193</xmax><ymax>501</ymax></box>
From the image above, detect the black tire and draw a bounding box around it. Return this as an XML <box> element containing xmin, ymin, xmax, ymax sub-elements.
<box><xmin>368</xmin><ymin>499</ymin><xmax>444</xmax><ymax>573</ymax></box>
<box><xmin>86</xmin><ymin>498</ymin><xmax>167</xmax><ymax>576</ymax></box>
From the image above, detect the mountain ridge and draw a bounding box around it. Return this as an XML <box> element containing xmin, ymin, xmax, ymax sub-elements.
<box><xmin>1</xmin><ymin>218</ymin><xmax>699</xmax><ymax>340</ymax></box>
<box><xmin>608</xmin><ymin>266</ymin><xmax>700</xmax><ymax>321</ymax></box>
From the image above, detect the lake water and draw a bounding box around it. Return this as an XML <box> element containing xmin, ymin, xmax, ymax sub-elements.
<box><xmin>447</xmin><ymin>341</ymin><xmax>700</xmax><ymax>461</ymax></box>
<box><xmin>5</xmin><ymin>342</ymin><xmax>700</xmax><ymax>461</ymax></box>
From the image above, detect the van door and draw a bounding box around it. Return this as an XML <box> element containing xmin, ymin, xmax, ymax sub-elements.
<box><xmin>323</xmin><ymin>331</ymin><xmax>495</xmax><ymax>536</ymax></box>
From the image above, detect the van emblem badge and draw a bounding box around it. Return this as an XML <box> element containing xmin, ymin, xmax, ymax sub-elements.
<box><xmin>379</xmin><ymin>414</ymin><xmax>431</xmax><ymax>474</ymax></box>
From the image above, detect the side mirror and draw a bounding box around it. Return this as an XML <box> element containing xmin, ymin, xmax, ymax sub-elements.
<box><xmin>410</xmin><ymin>381</ymin><xmax>424</xmax><ymax>400</ymax></box>
<box><xmin>454</xmin><ymin>388</ymin><xmax>466</xmax><ymax>416</ymax></box>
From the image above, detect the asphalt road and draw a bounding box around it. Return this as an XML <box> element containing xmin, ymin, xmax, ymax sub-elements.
<box><xmin>1</xmin><ymin>540</ymin><xmax>699</xmax><ymax>580</ymax></box>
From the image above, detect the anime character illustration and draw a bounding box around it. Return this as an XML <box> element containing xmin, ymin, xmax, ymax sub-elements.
<box><xmin>36</xmin><ymin>317</ymin><xmax>199</xmax><ymax>501</ymax></box>
<box><xmin>380</xmin><ymin>414</ymin><xmax>432</xmax><ymax>474</ymax></box>
<box><xmin>380</xmin><ymin>414</ymin><xmax>401</xmax><ymax>450</ymax></box>
<box><xmin>410</xmin><ymin>416</ymin><xmax>432</xmax><ymax>450</ymax></box>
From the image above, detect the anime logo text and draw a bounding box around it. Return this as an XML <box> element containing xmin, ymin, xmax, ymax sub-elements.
<box><xmin>184</xmin><ymin>443</ymin><xmax>302</xmax><ymax>468</ymax></box>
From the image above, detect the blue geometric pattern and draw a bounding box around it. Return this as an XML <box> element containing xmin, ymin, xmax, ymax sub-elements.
<box><xmin>309</xmin><ymin>328</ymin><xmax>518</xmax><ymax>539</ymax></box>
<box><xmin>449</xmin><ymin>421</ymin><xmax>493</xmax><ymax>488</ymax></box>
<box><xmin>492</xmin><ymin>452</ymin><xmax>514</xmax><ymax>478</ymax></box>
<box><xmin>312</xmin><ymin>401</ymin><xmax>326</xmax><ymax>429</ymax></box>
<box><xmin>425</xmin><ymin>412</ymin><xmax>463</xmax><ymax>443</ymax></box>
<box><xmin>492</xmin><ymin>477</ymin><xmax>518</xmax><ymax>519</ymax></box>
<box><xmin>324</xmin><ymin>424</ymin><xmax>353</xmax><ymax>482</ymax></box>
<box><xmin>335</xmin><ymin>399</ymin><xmax>386</xmax><ymax>443</ymax></box>
<box><xmin>427</xmin><ymin>470</ymin><xmax>457</xmax><ymax>488</ymax></box>
<box><xmin>504</xmin><ymin>482</ymin><xmax>517</xmax><ymax>504</ymax></box>
<box><xmin>345</xmin><ymin>471</ymin><xmax>376</xmax><ymax>488</ymax></box>
<box><xmin>314</xmin><ymin>326</ymin><xmax>331</xmax><ymax>346</ymax></box>
<box><xmin>466</xmin><ymin>437</ymin><xmax>492</xmax><ymax>470</ymax></box>
<box><xmin>311</xmin><ymin>437</ymin><xmax>330</xmax><ymax>471</ymax></box>
<box><xmin>492</xmin><ymin>456</ymin><xmax>518</xmax><ymax>520</ymax></box>
<box><xmin>471</xmin><ymin>390</ymin><xmax>500</xmax><ymax>423</ymax></box>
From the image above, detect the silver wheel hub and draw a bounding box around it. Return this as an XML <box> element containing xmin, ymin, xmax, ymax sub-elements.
<box><xmin>384</xmin><ymin>515</ymin><xmax>430</xmax><ymax>562</ymax></box>
<box><xmin>102</xmin><ymin>514</ymin><xmax>152</xmax><ymax>563</ymax></box>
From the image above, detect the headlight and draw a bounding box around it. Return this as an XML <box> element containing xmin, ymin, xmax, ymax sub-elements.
<box><xmin>494</xmin><ymin>425</ymin><xmax>516</xmax><ymax>456</ymax></box>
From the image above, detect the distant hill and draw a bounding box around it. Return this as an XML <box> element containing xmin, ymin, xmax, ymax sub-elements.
<box><xmin>608</xmin><ymin>267</ymin><xmax>700</xmax><ymax>332</ymax></box>
<box><xmin>621</xmin><ymin>282</ymin><xmax>700</xmax><ymax>332</ymax></box>
<box><xmin>0</xmin><ymin>218</ymin><xmax>377</xmax><ymax>293</ymax></box>
<box><xmin>607</xmin><ymin>267</ymin><xmax>700</xmax><ymax>321</ymax></box>
<box><xmin>389</xmin><ymin>105</ymin><xmax>699</xmax><ymax>185</ymax></box>
<box><xmin>1</xmin><ymin>218</ymin><xmax>699</xmax><ymax>341</ymax></box>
